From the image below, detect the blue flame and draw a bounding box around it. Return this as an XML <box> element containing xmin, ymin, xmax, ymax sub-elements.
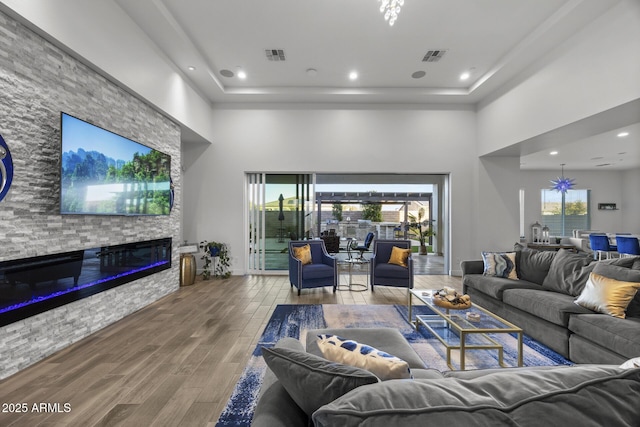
<box><xmin>0</xmin><ymin>261</ymin><xmax>169</xmax><ymax>315</ymax></box>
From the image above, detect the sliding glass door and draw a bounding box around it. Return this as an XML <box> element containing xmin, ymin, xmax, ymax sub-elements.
<box><xmin>246</xmin><ymin>173</ymin><xmax>315</xmax><ymax>273</ymax></box>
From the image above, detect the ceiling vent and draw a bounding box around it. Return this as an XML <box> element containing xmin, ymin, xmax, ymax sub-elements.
<box><xmin>422</xmin><ymin>50</ymin><xmax>447</xmax><ymax>62</ymax></box>
<box><xmin>265</xmin><ymin>49</ymin><xmax>286</xmax><ymax>61</ymax></box>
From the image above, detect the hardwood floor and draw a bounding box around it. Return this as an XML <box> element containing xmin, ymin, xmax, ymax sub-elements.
<box><xmin>0</xmin><ymin>274</ymin><xmax>461</xmax><ymax>426</ymax></box>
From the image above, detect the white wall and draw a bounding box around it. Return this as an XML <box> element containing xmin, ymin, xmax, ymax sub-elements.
<box><xmin>621</xmin><ymin>169</ymin><xmax>640</xmax><ymax>235</ymax></box>
<box><xmin>182</xmin><ymin>106</ymin><xmax>512</xmax><ymax>275</ymax></box>
<box><xmin>476</xmin><ymin>156</ymin><xmax>522</xmax><ymax>252</ymax></box>
<box><xmin>519</xmin><ymin>169</ymin><xmax>637</xmax><ymax>237</ymax></box>
<box><xmin>477</xmin><ymin>0</ymin><xmax>640</xmax><ymax>155</ymax></box>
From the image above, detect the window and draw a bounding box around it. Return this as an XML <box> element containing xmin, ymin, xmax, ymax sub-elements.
<box><xmin>541</xmin><ymin>189</ymin><xmax>590</xmax><ymax>236</ymax></box>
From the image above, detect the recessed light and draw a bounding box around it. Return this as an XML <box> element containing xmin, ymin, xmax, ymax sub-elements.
<box><xmin>306</xmin><ymin>68</ymin><xmax>318</xmax><ymax>77</ymax></box>
<box><xmin>550</xmin><ymin>151</ymin><xmax>558</xmax><ymax>155</ymax></box>
<box><xmin>617</xmin><ymin>131</ymin><xmax>629</xmax><ymax>137</ymax></box>
<box><xmin>187</xmin><ymin>66</ymin><xmax>196</xmax><ymax>71</ymax></box>
<box><xmin>349</xmin><ymin>71</ymin><xmax>358</xmax><ymax>81</ymax></box>
<box><xmin>237</xmin><ymin>70</ymin><xmax>247</xmax><ymax>80</ymax></box>
<box><xmin>459</xmin><ymin>72</ymin><xmax>470</xmax><ymax>81</ymax></box>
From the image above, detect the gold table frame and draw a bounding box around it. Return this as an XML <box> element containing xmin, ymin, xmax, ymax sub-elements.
<box><xmin>408</xmin><ymin>289</ymin><xmax>523</xmax><ymax>370</ymax></box>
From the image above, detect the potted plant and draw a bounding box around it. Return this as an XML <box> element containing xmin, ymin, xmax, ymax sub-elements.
<box><xmin>408</xmin><ymin>208</ymin><xmax>435</xmax><ymax>255</ymax></box>
<box><xmin>199</xmin><ymin>240</ymin><xmax>231</xmax><ymax>279</ymax></box>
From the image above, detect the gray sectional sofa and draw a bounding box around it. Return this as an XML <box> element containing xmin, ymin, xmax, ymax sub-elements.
<box><xmin>462</xmin><ymin>246</ymin><xmax>640</xmax><ymax>364</ymax></box>
<box><xmin>252</xmin><ymin>327</ymin><xmax>640</xmax><ymax>426</ymax></box>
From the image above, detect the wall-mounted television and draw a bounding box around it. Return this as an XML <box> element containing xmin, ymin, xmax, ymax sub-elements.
<box><xmin>60</xmin><ymin>112</ymin><xmax>171</xmax><ymax>215</ymax></box>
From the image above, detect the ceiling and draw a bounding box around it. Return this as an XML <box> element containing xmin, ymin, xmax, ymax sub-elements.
<box><xmin>7</xmin><ymin>0</ymin><xmax>635</xmax><ymax>170</ymax></box>
<box><xmin>109</xmin><ymin>0</ymin><xmax>638</xmax><ymax>171</ymax></box>
<box><xmin>519</xmin><ymin>119</ymin><xmax>640</xmax><ymax>171</ymax></box>
<box><xmin>115</xmin><ymin>0</ymin><xmax>616</xmax><ymax>105</ymax></box>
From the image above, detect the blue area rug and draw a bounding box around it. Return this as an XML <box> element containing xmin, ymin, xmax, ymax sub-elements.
<box><xmin>215</xmin><ymin>304</ymin><xmax>571</xmax><ymax>426</ymax></box>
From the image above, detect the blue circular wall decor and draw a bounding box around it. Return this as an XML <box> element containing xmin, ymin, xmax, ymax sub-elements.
<box><xmin>0</xmin><ymin>133</ymin><xmax>13</xmax><ymax>202</ymax></box>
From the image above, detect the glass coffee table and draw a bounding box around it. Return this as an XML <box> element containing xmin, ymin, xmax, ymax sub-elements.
<box><xmin>408</xmin><ymin>289</ymin><xmax>523</xmax><ymax>370</ymax></box>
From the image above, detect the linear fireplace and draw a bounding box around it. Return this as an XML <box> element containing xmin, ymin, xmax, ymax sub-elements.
<box><xmin>0</xmin><ymin>237</ymin><xmax>172</xmax><ymax>327</ymax></box>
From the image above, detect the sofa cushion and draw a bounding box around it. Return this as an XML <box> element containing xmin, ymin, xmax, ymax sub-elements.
<box><xmin>261</xmin><ymin>345</ymin><xmax>379</xmax><ymax>416</ymax></box>
<box><xmin>575</xmin><ymin>272</ymin><xmax>640</xmax><ymax>318</ymax></box>
<box><xmin>542</xmin><ymin>249</ymin><xmax>593</xmax><ymax>296</ymax></box>
<box><xmin>481</xmin><ymin>251</ymin><xmax>518</xmax><ymax>279</ymax></box>
<box><xmin>312</xmin><ymin>366</ymin><xmax>640</xmax><ymax>426</ymax></box>
<box><xmin>515</xmin><ymin>247</ymin><xmax>556</xmax><ymax>285</ymax></box>
<box><xmin>463</xmin><ymin>274</ymin><xmax>540</xmax><ymax>300</ymax></box>
<box><xmin>502</xmin><ymin>288</ymin><xmax>592</xmax><ymax>327</ymax></box>
<box><xmin>317</xmin><ymin>334</ymin><xmax>411</xmax><ymax>380</ymax></box>
<box><xmin>543</xmin><ymin>251</ymin><xmax>638</xmax><ymax>297</ymax></box>
<box><xmin>568</xmin><ymin>314</ymin><xmax>640</xmax><ymax>359</ymax></box>
<box><xmin>302</xmin><ymin>263</ymin><xmax>333</xmax><ymax>280</ymax></box>
<box><xmin>374</xmin><ymin>262</ymin><xmax>409</xmax><ymax>279</ymax></box>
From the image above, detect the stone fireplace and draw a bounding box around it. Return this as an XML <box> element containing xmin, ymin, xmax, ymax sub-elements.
<box><xmin>0</xmin><ymin>10</ymin><xmax>181</xmax><ymax>379</ymax></box>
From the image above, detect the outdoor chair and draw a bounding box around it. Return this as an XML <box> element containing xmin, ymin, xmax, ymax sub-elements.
<box><xmin>370</xmin><ymin>239</ymin><xmax>414</xmax><ymax>292</ymax></box>
<box><xmin>288</xmin><ymin>240</ymin><xmax>337</xmax><ymax>295</ymax></box>
<box><xmin>353</xmin><ymin>232</ymin><xmax>375</xmax><ymax>260</ymax></box>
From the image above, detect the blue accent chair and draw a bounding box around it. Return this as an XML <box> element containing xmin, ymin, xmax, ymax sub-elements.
<box><xmin>616</xmin><ymin>236</ymin><xmax>640</xmax><ymax>257</ymax></box>
<box><xmin>370</xmin><ymin>239</ymin><xmax>414</xmax><ymax>292</ymax></box>
<box><xmin>288</xmin><ymin>240</ymin><xmax>337</xmax><ymax>295</ymax></box>
<box><xmin>589</xmin><ymin>234</ymin><xmax>617</xmax><ymax>260</ymax></box>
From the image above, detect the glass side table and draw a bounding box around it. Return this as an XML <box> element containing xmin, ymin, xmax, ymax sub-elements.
<box><xmin>337</xmin><ymin>258</ymin><xmax>369</xmax><ymax>292</ymax></box>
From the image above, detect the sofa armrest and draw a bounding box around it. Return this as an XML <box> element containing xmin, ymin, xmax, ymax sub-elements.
<box><xmin>461</xmin><ymin>260</ymin><xmax>484</xmax><ymax>276</ymax></box>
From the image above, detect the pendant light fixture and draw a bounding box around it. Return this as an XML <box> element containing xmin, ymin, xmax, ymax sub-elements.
<box><xmin>379</xmin><ymin>0</ymin><xmax>404</xmax><ymax>26</ymax></box>
<box><xmin>550</xmin><ymin>164</ymin><xmax>575</xmax><ymax>193</ymax></box>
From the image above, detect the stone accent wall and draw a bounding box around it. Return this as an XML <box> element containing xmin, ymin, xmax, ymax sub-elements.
<box><xmin>0</xmin><ymin>11</ymin><xmax>181</xmax><ymax>379</ymax></box>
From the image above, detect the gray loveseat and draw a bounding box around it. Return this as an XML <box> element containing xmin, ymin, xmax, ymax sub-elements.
<box><xmin>462</xmin><ymin>246</ymin><xmax>640</xmax><ymax>364</ymax></box>
<box><xmin>252</xmin><ymin>327</ymin><xmax>640</xmax><ymax>426</ymax></box>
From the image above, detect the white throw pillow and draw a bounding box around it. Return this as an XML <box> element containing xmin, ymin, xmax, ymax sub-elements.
<box><xmin>317</xmin><ymin>334</ymin><xmax>411</xmax><ymax>380</ymax></box>
<box><xmin>574</xmin><ymin>272</ymin><xmax>640</xmax><ymax>318</ymax></box>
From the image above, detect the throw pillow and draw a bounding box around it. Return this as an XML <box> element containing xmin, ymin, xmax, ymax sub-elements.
<box><xmin>261</xmin><ymin>345</ymin><xmax>379</xmax><ymax>416</ymax></box>
<box><xmin>292</xmin><ymin>244</ymin><xmax>312</xmax><ymax>265</ymax></box>
<box><xmin>549</xmin><ymin>255</ymin><xmax>639</xmax><ymax>297</ymax></box>
<box><xmin>317</xmin><ymin>334</ymin><xmax>411</xmax><ymax>380</ymax></box>
<box><xmin>388</xmin><ymin>246</ymin><xmax>411</xmax><ymax>267</ymax></box>
<box><xmin>574</xmin><ymin>272</ymin><xmax>640</xmax><ymax>318</ymax></box>
<box><xmin>592</xmin><ymin>263</ymin><xmax>640</xmax><ymax>318</ymax></box>
<box><xmin>481</xmin><ymin>252</ymin><xmax>518</xmax><ymax>280</ymax></box>
<box><xmin>542</xmin><ymin>249</ymin><xmax>593</xmax><ymax>296</ymax></box>
<box><xmin>513</xmin><ymin>244</ymin><xmax>556</xmax><ymax>285</ymax></box>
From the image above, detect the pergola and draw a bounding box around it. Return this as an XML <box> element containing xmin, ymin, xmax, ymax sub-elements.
<box><xmin>315</xmin><ymin>191</ymin><xmax>433</xmax><ymax>239</ymax></box>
